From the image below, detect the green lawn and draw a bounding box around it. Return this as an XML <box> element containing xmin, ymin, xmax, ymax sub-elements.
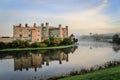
<box><xmin>58</xmin><ymin>65</ymin><xmax>120</xmax><ymax>80</ymax></box>
<box><xmin>0</xmin><ymin>44</ymin><xmax>78</xmax><ymax>51</ymax></box>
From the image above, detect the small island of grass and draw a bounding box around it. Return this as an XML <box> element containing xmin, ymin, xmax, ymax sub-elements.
<box><xmin>0</xmin><ymin>37</ymin><xmax>78</xmax><ymax>51</ymax></box>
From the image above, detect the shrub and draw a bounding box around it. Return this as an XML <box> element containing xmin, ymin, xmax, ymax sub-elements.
<box><xmin>112</xmin><ymin>34</ymin><xmax>120</xmax><ymax>44</ymax></box>
<box><xmin>43</xmin><ymin>39</ymin><xmax>51</xmax><ymax>46</ymax></box>
<box><xmin>0</xmin><ymin>42</ymin><xmax>6</xmax><ymax>49</ymax></box>
<box><xmin>46</xmin><ymin>37</ymin><xmax>63</xmax><ymax>46</ymax></box>
<box><xmin>31</xmin><ymin>42</ymin><xmax>47</xmax><ymax>48</ymax></box>
<box><xmin>39</xmin><ymin>42</ymin><xmax>47</xmax><ymax>47</ymax></box>
<box><xmin>31</xmin><ymin>42</ymin><xmax>40</xmax><ymax>48</ymax></box>
<box><xmin>11</xmin><ymin>39</ymin><xmax>29</xmax><ymax>48</ymax></box>
<box><xmin>60</xmin><ymin>38</ymin><xmax>74</xmax><ymax>45</ymax></box>
<box><xmin>52</xmin><ymin>38</ymin><xmax>62</xmax><ymax>46</ymax></box>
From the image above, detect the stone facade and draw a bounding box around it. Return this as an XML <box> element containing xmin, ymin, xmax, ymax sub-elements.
<box><xmin>13</xmin><ymin>22</ymin><xmax>68</xmax><ymax>42</ymax></box>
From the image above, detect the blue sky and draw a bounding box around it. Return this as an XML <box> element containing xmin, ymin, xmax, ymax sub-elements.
<box><xmin>0</xmin><ymin>0</ymin><xmax>120</xmax><ymax>36</ymax></box>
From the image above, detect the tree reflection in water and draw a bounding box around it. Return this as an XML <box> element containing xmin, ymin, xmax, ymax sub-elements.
<box><xmin>112</xmin><ymin>45</ymin><xmax>120</xmax><ymax>53</ymax></box>
<box><xmin>0</xmin><ymin>46</ymin><xmax>78</xmax><ymax>72</ymax></box>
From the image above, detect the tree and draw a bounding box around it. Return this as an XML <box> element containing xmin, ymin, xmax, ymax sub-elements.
<box><xmin>0</xmin><ymin>42</ymin><xmax>6</xmax><ymax>49</ymax></box>
<box><xmin>60</xmin><ymin>38</ymin><xmax>73</xmax><ymax>45</ymax></box>
<box><xmin>12</xmin><ymin>40</ymin><xmax>21</xmax><ymax>48</ymax></box>
<box><xmin>112</xmin><ymin>34</ymin><xmax>120</xmax><ymax>44</ymax></box>
<box><xmin>43</xmin><ymin>39</ymin><xmax>51</xmax><ymax>46</ymax></box>
<box><xmin>39</xmin><ymin>42</ymin><xmax>47</xmax><ymax>47</ymax></box>
<box><xmin>31</xmin><ymin>42</ymin><xmax>47</xmax><ymax>48</ymax></box>
<box><xmin>11</xmin><ymin>39</ymin><xmax>30</xmax><ymax>48</ymax></box>
<box><xmin>73</xmin><ymin>38</ymin><xmax>78</xmax><ymax>44</ymax></box>
<box><xmin>52</xmin><ymin>38</ymin><xmax>62</xmax><ymax>46</ymax></box>
<box><xmin>48</xmin><ymin>37</ymin><xmax>62</xmax><ymax>46</ymax></box>
<box><xmin>23</xmin><ymin>40</ymin><xmax>29</xmax><ymax>47</ymax></box>
<box><xmin>31</xmin><ymin>42</ymin><xmax>40</xmax><ymax>48</ymax></box>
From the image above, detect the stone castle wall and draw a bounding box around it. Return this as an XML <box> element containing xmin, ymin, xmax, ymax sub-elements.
<box><xmin>0</xmin><ymin>37</ymin><xmax>13</xmax><ymax>43</ymax></box>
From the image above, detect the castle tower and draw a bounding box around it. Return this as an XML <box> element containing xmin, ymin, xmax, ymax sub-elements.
<box><xmin>25</xmin><ymin>24</ymin><xmax>28</xmax><ymax>27</ymax></box>
<box><xmin>13</xmin><ymin>24</ymin><xmax>31</xmax><ymax>41</ymax></box>
<box><xmin>46</xmin><ymin>22</ymin><xmax>49</xmax><ymax>38</ymax></box>
<box><xmin>46</xmin><ymin>22</ymin><xmax>49</xmax><ymax>27</ymax></box>
<box><xmin>41</xmin><ymin>23</ymin><xmax>44</xmax><ymax>27</ymax></box>
<box><xmin>19</xmin><ymin>24</ymin><xmax>21</xmax><ymax>27</ymax></box>
<box><xmin>41</xmin><ymin>22</ymin><xmax>49</xmax><ymax>41</ymax></box>
<box><xmin>31</xmin><ymin>23</ymin><xmax>41</xmax><ymax>42</ymax></box>
<box><xmin>33</xmin><ymin>23</ymin><xmax>37</xmax><ymax>27</ymax></box>
<box><xmin>66</xmin><ymin>26</ymin><xmax>68</xmax><ymax>37</ymax></box>
<box><xmin>59</xmin><ymin>24</ymin><xmax>62</xmax><ymax>38</ymax></box>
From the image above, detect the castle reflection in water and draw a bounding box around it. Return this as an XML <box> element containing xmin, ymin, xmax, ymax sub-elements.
<box><xmin>0</xmin><ymin>46</ymin><xmax>78</xmax><ymax>72</ymax></box>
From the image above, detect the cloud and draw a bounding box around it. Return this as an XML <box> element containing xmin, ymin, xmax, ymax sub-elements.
<box><xmin>0</xmin><ymin>0</ymin><xmax>120</xmax><ymax>36</ymax></box>
<box><xmin>49</xmin><ymin>0</ymin><xmax>113</xmax><ymax>34</ymax></box>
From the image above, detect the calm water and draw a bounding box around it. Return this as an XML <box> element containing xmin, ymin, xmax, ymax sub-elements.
<box><xmin>0</xmin><ymin>42</ymin><xmax>120</xmax><ymax>80</ymax></box>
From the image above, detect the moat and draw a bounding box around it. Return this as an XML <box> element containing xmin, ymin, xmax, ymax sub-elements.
<box><xmin>0</xmin><ymin>42</ymin><xmax>120</xmax><ymax>80</ymax></box>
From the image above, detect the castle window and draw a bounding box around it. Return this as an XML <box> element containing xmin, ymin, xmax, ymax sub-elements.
<box><xmin>29</xmin><ymin>34</ymin><xmax>31</xmax><ymax>37</ymax></box>
<box><xmin>20</xmin><ymin>34</ymin><xmax>22</xmax><ymax>38</ymax></box>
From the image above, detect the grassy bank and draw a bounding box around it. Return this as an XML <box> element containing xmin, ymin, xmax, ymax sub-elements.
<box><xmin>58</xmin><ymin>65</ymin><xmax>120</xmax><ymax>80</ymax></box>
<box><xmin>0</xmin><ymin>44</ymin><xmax>78</xmax><ymax>51</ymax></box>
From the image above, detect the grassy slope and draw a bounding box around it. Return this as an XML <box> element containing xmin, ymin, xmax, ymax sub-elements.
<box><xmin>59</xmin><ymin>65</ymin><xmax>120</xmax><ymax>80</ymax></box>
<box><xmin>0</xmin><ymin>44</ymin><xmax>77</xmax><ymax>51</ymax></box>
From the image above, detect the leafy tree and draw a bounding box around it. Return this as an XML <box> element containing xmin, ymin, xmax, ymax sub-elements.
<box><xmin>6</xmin><ymin>42</ymin><xmax>13</xmax><ymax>48</ymax></box>
<box><xmin>39</xmin><ymin>42</ymin><xmax>47</xmax><ymax>47</ymax></box>
<box><xmin>23</xmin><ymin>40</ymin><xmax>29</xmax><ymax>47</ymax></box>
<box><xmin>73</xmin><ymin>38</ymin><xmax>78</xmax><ymax>44</ymax></box>
<box><xmin>12</xmin><ymin>40</ymin><xmax>21</xmax><ymax>48</ymax></box>
<box><xmin>31</xmin><ymin>42</ymin><xmax>40</xmax><ymax>48</ymax></box>
<box><xmin>43</xmin><ymin>39</ymin><xmax>51</xmax><ymax>46</ymax></box>
<box><xmin>0</xmin><ymin>42</ymin><xmax>6</xmax><ymax>49</ymax></box>
<box><xmin>52</xmin><ymin>38</ymin><xmax>62</xmax><ymax>46</ymax></box>
<box><xmin>11</xmin><ymin>39</ymin><xmax>30</xmax><ymax>48</ymax></box>
<box><xmin>49</xmin><ymin>37</ymin><xmax>62</xmax><ymax>46</ymax></box>
<box><xmin>31</xmin><ymin>42</ymin><xmax>47</xmax><ymax>47</ymax></box>
<box><xmin>60</xmin><ymin>38</ymin><xmax>73</xmax><ymax>45</ymax></box>
<box><xmin>112</xmin><ymin>34</ymin><xmax>120</xmax><ymax>44</ymax></box>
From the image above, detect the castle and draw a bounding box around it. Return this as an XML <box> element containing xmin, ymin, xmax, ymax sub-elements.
<box><xmin>0</xmin><ymin>22</ymin><xmax>68</xmax><ymax>43</ymax></box>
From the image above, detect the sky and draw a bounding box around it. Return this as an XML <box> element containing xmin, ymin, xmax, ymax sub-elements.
<box><xmin>0</xmin><ymin>0</ymin><xmax>120</xmax><ymax>36</ymax></box>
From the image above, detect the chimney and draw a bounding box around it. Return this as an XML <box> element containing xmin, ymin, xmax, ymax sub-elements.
<box><xmin>19</xmin><ymin>24</ymin><xmax>21</xmax><ymax>27</ymax></box>
<box><xmin>66</xmin><ymin>26</ymin><xmax>68</xmax><ymax>29</ymax></box>
<box><xmin>41</xmin><ymin>23</ymin><xmax>44</xmax><ymax>27</ymax></box>
<box><xmin>33</xmin><ymin>23</ymin><xmax>36</xmax><ymax>27</ymax></box>
<box><xmin>46</xmin><ymin>22</ymin><xmax>49</xmax><ymax>26</ymax></box>
<box><xmin>25</xmin><ymin>24</ymin><xmax>28</xmax><ymax>27</ymax></box>
<box><xmin>59</xmin><ymin>24</ymin><xmax>62</xmax><ymax>28</ymax></box>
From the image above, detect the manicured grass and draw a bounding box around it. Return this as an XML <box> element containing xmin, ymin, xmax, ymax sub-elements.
<box><xmin>59</xmin><ymin>65</ymin><xmax>120</xmax><ymax>80</ymax></box>
<box><xmin>0</xmin><ymin>44</ymin><xmax>78</xmax><ymax>51</ymax></box>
